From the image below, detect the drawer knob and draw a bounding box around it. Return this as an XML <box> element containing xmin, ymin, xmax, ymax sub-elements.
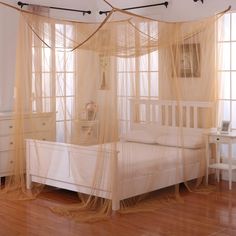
<box><xmin>42</xmin><ymin>138</ymin><xmax>46</xmax><ymax>141</ymax></box>
<box><xmin>216</xmin><ymin>138</ymin><xmax>220</xmax><ymax>141</ymax></box>
<box><xmin>10</xmin><ymin>142</ymin><xmax>13</xmax><ymax>145</ymax></box>
<box><xmin>9</xmin><ymin>125</ymin><xmax>13</xmax><ymax>129</ymax></box>
<box><xmin>10</xmin><ymin>160</ymin><xmax>14</xmax><ymax>164</ymax></box>
<box><xmin>42</xmin><ymin>122</ymin><xmax>46</xmax><ymax>126</ymax></box>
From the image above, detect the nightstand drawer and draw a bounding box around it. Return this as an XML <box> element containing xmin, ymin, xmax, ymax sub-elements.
<box><xmin>209</xmin><ymin>136</ymin><xmax>231</xmax><ymax>143</ymax></box>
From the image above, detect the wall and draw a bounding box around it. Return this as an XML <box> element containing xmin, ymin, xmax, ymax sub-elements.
<box><xmin>0</xmin><ymin>3</ymin><xmax>19</xmax><ymax>111</ymax></box>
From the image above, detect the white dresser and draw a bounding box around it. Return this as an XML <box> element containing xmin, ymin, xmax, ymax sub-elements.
<box><xmin>0</xmin><ymin>112</ymin><xmax>55</xmax><ymax>178</ymax></box>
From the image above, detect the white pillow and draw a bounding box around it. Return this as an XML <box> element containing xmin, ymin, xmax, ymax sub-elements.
<box><xmin>121</xmin><ymin>130</ymin><xmax>156</xmax><ymax>144</ymax></box>
<box><xmin>156</xmin><ymin>134</ymin><xmax>203</xmax><ymax>149</ymax></box>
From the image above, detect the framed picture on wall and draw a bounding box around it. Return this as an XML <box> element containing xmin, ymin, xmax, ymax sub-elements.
<box><xmin>220</xmin><ymin>120</ymin><xmax>231</xmax><ymax>134</ymax></box>
<box><xmin>173</xmin><ymin>43</ymin><xmax>201</xmax><ymax>78</ymax></box>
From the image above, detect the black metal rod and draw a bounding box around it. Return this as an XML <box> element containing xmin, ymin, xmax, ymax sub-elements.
<box><xmin>193</xmin><ymin>0</ymin><xmax>204</xmax><ymax>3</ymax></box>
<box><xmin>17</xmin><ymin>1</ymin><xmax>91</xmax><ymax>15</ymax></box>
<box><xmin>99</xmin><ymin>1</ymin><xmax>168</xmax><ymax>15</ymax></box>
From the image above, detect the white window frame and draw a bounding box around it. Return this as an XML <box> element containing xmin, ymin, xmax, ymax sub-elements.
<box><xmin>218</xmin><ymin>11</ymin><xmax>236</xmax><ymax>130</ymax></box>
<box><xmin>32</xmin><ymin>22</ymin><xmax>76</xmax><ymax>142</ymax></box>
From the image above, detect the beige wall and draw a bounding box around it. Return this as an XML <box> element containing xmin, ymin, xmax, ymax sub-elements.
<box><xmin>0</xmin><ymin>6</ymin><xmax>19</xmax><ymax>111</ymax></box>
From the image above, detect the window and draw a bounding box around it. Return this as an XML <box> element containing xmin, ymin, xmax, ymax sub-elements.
<box><xmin>32</xmin><ymin>22</ymin><xmax>75</xmax><ymax>142</ymax></box>
<box><xmin>218</xmin><ymin>12</ymin><xmax>236</xmax><ymax>130</ymax></box>
<box><xmin>117</xmin><ymin>22</ymin><xmax>159</xmax><ymax>134</ymax></box>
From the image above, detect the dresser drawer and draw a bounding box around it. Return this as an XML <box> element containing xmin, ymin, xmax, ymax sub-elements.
<box><xmin>0</xmin><ymin>132</ymin><xmax>55</xmax><ymax>152</ymax></box>
<box><xmin>209</xmin><ymin>135</ymin><xmax>231</xmax><ymax>143</ymax></box>
<box><xmin>0</xmin><ymin>117</ymin><xmax>54</xmax><ymax>136</ymax></box>
<box><xmin>0</xmin><ymin>119</ymin><xmax>14</xmax><ymax>135</ymax></box>
<box><xmin>25</xmin><ymin>132</ymin><xmax>55</xmax><ymax>142</ymax></box>
<box><xmin>0</xmin><ymin>136</ymin><xmax>15</xmax><ymax>151</ymax></box>
<box><xmin>24</xmin><ymin>117</ymin><xmax>54</xmax><ymax>133</ymax></box>
<box><xmin>0</xmin><ymin>151</ymin><xmax>14</xmax><ymax>174</ymax></box>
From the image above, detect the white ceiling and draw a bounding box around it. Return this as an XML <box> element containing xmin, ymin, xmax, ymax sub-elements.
<box><xmin>2</xmin><ymin>0</ymin><xmax>236</xmax><ymax>22</ymax></box>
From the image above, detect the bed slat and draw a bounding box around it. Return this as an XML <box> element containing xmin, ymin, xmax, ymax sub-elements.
<box><xmin>186</xmin><ymin>106</ymin><xmax>190</xmax><ymax>128</ymax></box>
<box><xmin>130</xmin><ymin>99</ymin><xmax>212</xmax><ymax>131</ymax></box>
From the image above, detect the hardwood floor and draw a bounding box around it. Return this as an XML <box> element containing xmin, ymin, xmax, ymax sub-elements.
<box><xmin>0</xmin><ymin>180</ymin><xmax>236</xmax><ymax>236</ymax></box>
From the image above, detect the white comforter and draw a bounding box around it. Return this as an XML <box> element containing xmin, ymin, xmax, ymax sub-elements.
<box><xmin>117</xmin><ymin>141</ymin><xmax>204</xmax><ymax>179</ymax></box>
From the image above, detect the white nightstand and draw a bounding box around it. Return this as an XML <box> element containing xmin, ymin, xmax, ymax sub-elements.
<box><xmin>205</xmin><ymin>131</ymin><xmax>236</xmax><ymax>190</ymax></box>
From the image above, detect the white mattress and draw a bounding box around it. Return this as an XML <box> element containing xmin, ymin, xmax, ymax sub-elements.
<box><xmin>116</xmin><ymin>141</ymin><xmax>204</xmax><ymax>179</ymax></box>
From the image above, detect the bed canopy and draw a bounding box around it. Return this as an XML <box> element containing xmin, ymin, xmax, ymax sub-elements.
<box><xmin>0</xmin><ymin>0</ymin><xmax>229</xmax><ymax>221</ymax></box>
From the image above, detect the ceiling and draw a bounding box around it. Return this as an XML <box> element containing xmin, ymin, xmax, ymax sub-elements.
<box><xmin>2</xmin><ymin>0</ymin><xmax>236</xmax><ymax>22</ymax></box>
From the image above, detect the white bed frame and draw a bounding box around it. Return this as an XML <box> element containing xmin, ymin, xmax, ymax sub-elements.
<box><xmin>130</xmin><ymin>99</ymin><xmax>213</xmax><ymax>131</ymax></box>
<box><xmin>26</xmin><ymin>99</ymin><xmax>213</xmax><ymax>211</ymax></box>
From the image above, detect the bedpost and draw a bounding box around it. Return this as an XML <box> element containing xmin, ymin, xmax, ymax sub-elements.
<box><xmin>112</xmin><ymin>196</ymin><xmax>120</xmax><ymax>211</ymax></box>
<box><xmin>111</xmin><ymin>150</ymin><xmax>120</xmax><ymax>211</ymax></box>
<box><xmin>26</xmin><ymin>139</ymin><xmax>32</xmax><ymax>189</ymax></box>
<box><xmin>130</xmin><ymin>99</ymin><xmax>134</xmax><ymax>128</ymax></box>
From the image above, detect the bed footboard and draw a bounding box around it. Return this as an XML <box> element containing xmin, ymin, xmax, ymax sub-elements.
<box><xmin>26</xmin><ymin>139</ymin><xmax>121</xmax><ymax>210</ymax></box>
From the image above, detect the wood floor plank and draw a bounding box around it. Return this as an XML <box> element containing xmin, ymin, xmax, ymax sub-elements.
<box><xmin>0</xmin><ymin>181</ymin><xmax>236</xmax><ymax>236</ymax></box>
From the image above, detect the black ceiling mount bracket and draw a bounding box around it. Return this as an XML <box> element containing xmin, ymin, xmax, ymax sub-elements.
<box><xmin>17</xmin><ymin>1</ymin><xmax>92</xmax><ymax>15</ymax></box>
<box><xmin>193</xmin><ymin>0</ymin><xmax>204</xmax><ymax>3</ymax></box>
<box><xmin>99</xmin><ymin>1</ymin><xmax>169</xmax><ymax>15</ymax></box>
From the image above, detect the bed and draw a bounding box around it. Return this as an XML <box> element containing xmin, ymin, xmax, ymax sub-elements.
<box><xmin>26</xmin><ymin>99</ymin><xmax>213</xmax><ymax>210</ymax></box>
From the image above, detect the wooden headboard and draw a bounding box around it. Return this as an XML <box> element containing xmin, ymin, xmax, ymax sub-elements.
<box><xmin>130</xmin><ymin>99</ymin><xmax>213</xmax><ymax>131</ymax></box>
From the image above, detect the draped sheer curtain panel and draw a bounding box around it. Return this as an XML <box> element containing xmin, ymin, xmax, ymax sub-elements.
<box><xmin>0</xmin><ymin>1</ymin><xmax>229</xmax><ymax>221</ymax></box>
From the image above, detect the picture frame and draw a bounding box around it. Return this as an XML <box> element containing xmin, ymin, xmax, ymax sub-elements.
<box><xmin>220</xmin><ymin>120</ymin><xmax>231</xmax><ymax>134</ymax></box>
<box><xmin>173</xmin><ymin>43</ymin><xmax>201</xmax><ymax>78</ymax></box>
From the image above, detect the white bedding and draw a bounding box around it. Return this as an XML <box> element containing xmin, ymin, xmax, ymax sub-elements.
<box><xmin>117</xmin><ymin>141</ymin><xmax>204</xmax><ymax>179</ymax></box>
<box><xmin>121</xmin><ymin>128</ymin><xmax>204</xmax><ymax>148</ymax></box>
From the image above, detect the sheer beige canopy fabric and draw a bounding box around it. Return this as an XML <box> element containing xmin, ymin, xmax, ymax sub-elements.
<box><xmin>0</xmin><ymin>1</ymin><xmax>229</xmax><ymax>221</ymax></box>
